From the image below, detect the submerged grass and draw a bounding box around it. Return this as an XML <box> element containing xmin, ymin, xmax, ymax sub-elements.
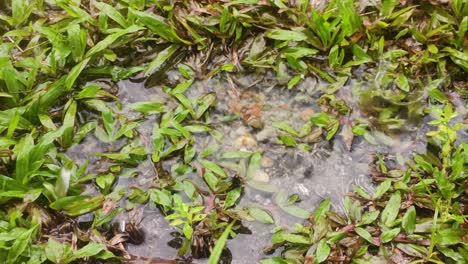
<box><xmin>0</xmin><ymin>0</ymin><xmax>466</xmax><ymax>263</ymax></box>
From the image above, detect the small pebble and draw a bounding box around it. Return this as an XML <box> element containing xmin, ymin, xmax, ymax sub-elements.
<box><xmin>261</xmin><ymin>156</ymin><xmax>274</xmax><ymax>167</ymax></box>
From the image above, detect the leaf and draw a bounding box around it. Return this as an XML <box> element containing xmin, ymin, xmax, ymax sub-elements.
<box><xmin>281</xmin><ymin>205</ymin><xmax>310</xmax><ymax>219</ymax></box>
<box><xmin>129</xmin><ymin>8</ymin><xmax>190</xmax><ymax>44</ymax></box>
<box><xmin>55</xmin><ymin>161</ymin><xmax>76</xmax><ymax>198</ymax></box>
<box><xmin>360</xmin><ymin>211</ymin><xmax>380</xmax><ymax>226</ymax></box>
<box><xmin>380</xmin><ymin>192</ymin><xmax>401</xmax><ymax>226</ymax></box>
<box><xmin>373</xmin><ymin>179</ymin><xmax>392</xmax><ymax>200</ymax></box>
<box><xmin>14</xmin><ymin>134</ymin><xmax>35</xmax><ymax>184</ymax></box>
<box><xmin>260</xmin><ymin>258</ymin><xmax>289</xmax><ymax>264</ymax></box>
<box><xmin>7</xmin><ymin>224</ymin><xmax>37</xmax><ymax>263</ymax></box>
<box><xmin>436</xmin><ymin>227</ymin><xmax>462</xmax><ymax>246</ymax></box>
<box><xmin>196</xmin><ymin>93</ymin><xmax>217</xmax><ymax>119</ymax></box>
<box><xmin>248</xmin><ymin>34</ymin><xmax>266</xmax><ymax>60</ymax></box>
<box><xmin>272</xmin><ymin>232</ymin><xmax>310</xmax><ymax>244</ymax></box>
<box><xmin>200</xmin><ymin>159</ymin><xmax>227</xmax><ymax>178</ymax></box>
<box><xmin>183</xmin><ymin>223</ymin><xmax>193</xmax><ymax>239</ymax></box>
<box><xmin>50</xmin><ymin>195</ymin><xmax>104</xmax><ymax>216</ymax></box>
<box><xmin>272</xmin><ymin>122</ymin><xmax>298</xmax><ymax>136</ymax></box>
<box><xmin>45</xmin><ymin>239</ymin><xmax>68</xmax><ymax>263</ymax></box>
<box><xmin>355</xmin><ymin>227</ymin><xmax>375</xmax><ymax>245</ymax></box>
<box><xmin>12</xmin><ymin>0</ymin><xmax>34</xmax><ymax>27</ymax></box>
<box><xmin>402</xmin><ymin>206</ymin><xmax>416</xmax><ymax>234</ymax></box>
<box><xmin>354</xmin><ymin>185</ymin><xmax>371</xmax><ymax>200</ymax></box>
<box><xmin>278</xmin><ymin>135</ymin><xmax>297</xmax><ymax>147</ymax></box>
<box><xmin>224</xmin><ymin>187</ymin><xmax>241</xmax><ymax>209</ymax></box>
<box><xmin>281</xmin><ymin>47</ymin><xmax>318</xmax><ymax>59</ymax></box>
<box><xmin>246</xmin><ymin>152</ymin><xmax>262</xmax><ymax>180</ymax></box>
<box><xmin>287</xmin><ymin>74</ymin><xmax>302</xmax><ymax>89</ymax></box>
<box><xmin>316</xmin><ymin>239</ymin><xmax>330</xmax><ymax>263</ymax></box>
<box><xmin>94</xmin><ymin>2</ymin><xmax>128</xmax><ymax>28</ymax></box>
<box><xmin>65</xmin><ymin>58</ymin><xmax>90</xmax><ymax>90</ymax></box>
<box><xmin>65</xmin><ymin>243</ymin><xmax>113</xmax><ymax>263</ymax></box>
<box><xmin>85</xmin><ymin>25</ymin><xmax>142</xmax><ymax>58</ymax></box>
<box><xmin>129</xmin><ymin>102</ymin><xmax>166</xmax><ymax>114</ymax></box>
<box><xmin>396</xmin><ymin>243</ymin><xmax>427</xmax><ymax>258</ymax></box>
<box><xmin>265</xmin><ymin>29</ymin><xmax>308</xmax><ymax>41</ymax></box>
<box><xmin>396</xmin><ymin>74</ymin><xmax>410</xmax><ymax>92</ymax></box>
<box><xmin>326</xmin><ymin>231</ymin><xmax>348</xmax><ymax>244</ymax></box>
<box><xmin>314</xmin><ymin>198</ymin><xmax>330</xmax><ymax>222</ymax></box>
<box><xmin>248</xmin><ymin>208</ymin><xmax>274</xmax><ymax>224</ymax></box>
<box><xmin>96</xmin><ymin>173</ymin><xmax>115</xmax><ymax>194</ymax></box>
<box><xmin>144</xmin><ymin>44</ymin><xmax>180</xmax><ymax>76</ymax></box>
<box><xmin>208</xmin><ymin>222</ymin><xmax>234</xmax><ymax>264</ymax></box>
<box><xmin>429</xmin><ymin>88</ymin><xmax>448</xmax><ymax>103</ymax></box>
<box><xmin>61</xmin><ymin>100</ymin><xmax>77</xmax><ymax>147</ymax></box>
<box><xmin>438</xmin><ymin>246</ymin><xmax>465</xmax><ymax>263</ymax></box>
<box><xmin>221</xmin><ymin>151</ymin><xmax>252</xmax><ymax>159</ymax></box>
<box><xmin>380</xmin><ymin>227</ymin><xmax>400</xmax><ymax>243</ymax></box>
<box><xmin>351</xmin><ymin>44</ymin><xmax>372</xmax><ymax>62</ymax></box>
<box><xmin>381</xmin><ymin>0</ymin><xmax>399</xmax><ymax>17</ymax></box>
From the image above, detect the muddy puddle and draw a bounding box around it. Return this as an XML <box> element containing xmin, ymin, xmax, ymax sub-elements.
<box><xmin>66</xmin><ymin>69</ymin><xmax>451</xmax><ymax>263</ymax></box>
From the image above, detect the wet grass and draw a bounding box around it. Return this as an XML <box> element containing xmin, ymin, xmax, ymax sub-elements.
<box><xmin>0</xmin><ymin>0</ymin><xmax>467</xmax><ymax>263</ymax></box>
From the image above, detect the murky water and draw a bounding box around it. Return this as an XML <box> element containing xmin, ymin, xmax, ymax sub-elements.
<box><xmin>67</xmin><ymin>68</ymin><xmax>461</xmax><ymax>263</ymax></box>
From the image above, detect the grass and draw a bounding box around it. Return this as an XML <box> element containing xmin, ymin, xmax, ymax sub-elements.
<box><xmin>0</xmin><ymin>0</ymin><xmax>466</xmax><ymax>263</ymax></box>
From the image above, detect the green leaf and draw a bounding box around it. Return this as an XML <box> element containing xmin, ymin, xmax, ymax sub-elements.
<box><xmin>129</xmin><ymin>102</ymin><xmax>166</xmax><ymax>114</ymax></box>
<box><xmin>96</xmin><ymin>173</ymin><xmax>115</xmax><ymax>194</ymax></box>
<box><xmin>260</xmin><ymin>258</ymin><xmax>289</xmax><ymax>264</ymax></box>
<box><xmin>396</xmin><ymin>74</ymin><xmax>410</xmax><ymax>92</ymax></box>
<box><xmin>55</xmin><ymin>161</ymin><xmax>76</xmax><ymax>198</ymax></box>
<box><xmin>249</xmin><ymin>208</ymin><xmax>274</xmax><ymax>224</ymax></box>
<box><xmin>396</xmin><ymin>243</ymin><xmax>427</xmax><ymax>258</ymax></box>
<box><xmin>402</xmin><ymin>206</ymin><xmax>416</xmax><ymax>234</ymax></box>
<box><xmin>278</xmin><ymin>135</ymin><xmax>297</xmax><ymax>147</ymax></box>
<box><xmin>373</xmin><ymin>179</ymin><xmax>392</xmax><ymax>200</ymax></box>
<box><xmin>50</xmin><ymin>195</ymin><xmax>104</xmax><ymax>216</ymax></box>
<box><xmin>14</xmin><ymin>134</ymin><xmax>35</xmax><ymax>184</ymax></box>
<box><xmin>359</xmin><ymin>211</ymin><xmax>380</xmax><ymax>226</ymax></box>
<box><xmin>200</xmin><ymin>159</ymin><xmax>227</xmax><ymax>178</ymax></box>
<box><xmin>436</xmin><ymin>227</ymin><xmax>462</xmax><ymax>246</ymax></box>
<box><xmin>381</xmin><ymin>0</ymin><xmax>399</xmax><ymax>17</ymax></box>
<box><xmin>85</xmin><ymin>25</ymin><xmax>142</xmax><ymax>58</ymax></box>
<box><xmin>272</xmin><ymin>232</ymin><xmax>310</xmax><ymax>244</ymax></box>
<box><xmin>281</xmin><ymin>205</ymin><xmax>310</xmax><ymax>219</ymax></box>
<box><xmin>354</xmin><ymin>185</ymin><xmax>371</xmax><ymax>200</ymax></box>
<box><xmin>355</xmin><ymin>227</ymin><xmax>375</xmax><ymax>245</ymax></box>
<box><xmin>61</xmin><ymin>100</ymin><xmax>77</xmax><ymax>147</ymax></box>
<box><xmin>183</xmin><ymin>223</ymin><xmax>193</xmax><ymax>239</ymax></box>
<box><xmin>144</xmin><ymin>44</ymin><xmax>180</xmax><ymax>76</ymax></box>
<box><xmin>65</xmin><ymin>243</ymin><xmax>114</xmax><ymax>263</ymax></box>
<box><xmin>129</xmin><ymin>8</ymin><xmax>190</xmax><ymax>44</ymax></box>
<box><xmin>12</xmin><ymin>0</ymin><xmax>34</xmax><ymax>27</ymax></box>
<box><xmin>246</xmin><ymin>152</ymin><xmax>262</xmax><ymax>180</ymax></box>
<box><xmin>265</xmin><ymin>29</ymin><xmax>308</xmax><ymax>41</ymax></box>
<box><xmin>429</xmin><ymin>88</ymin><xmax>448</xmax><ymax>103</ymax></box>
<box><xmin>45</xmin><ymin>239</ymin><xmax>69</xmax><ymax>263</ymax></box>
<box><xmin>380</xmin><ymin>192</ymin><xmax>401</xmax><ymax>227</ymax></box>
<box><xmin>7</xmin><ymin>224</ymin><xmax>37</xmax><ymax>263</ymax></box>
<box><xmin>65</xmin><ymin>58</ymin><xmax>90</xmax><ymax>90</ymax></box>
<box><xmin>314</xmin><ymin>198</ymin><xmax>330</xmax><ymax>222</ymax></box>
<box><xmin>224</xmin><ymin>187</ymin><xmax>241</xmax><ymax>209</ymax></box>
<box><xmin>316</xmin><ymin>239</ymin><xmax>330</xmax><ymax>263</ymax></box>
<box><xmin>287</xmin><ymin>74</ymin><xmax>303</xmax><ymax>89</ymax></box>
<box><xmin>281</xmin><ymin>47</ymin><xmax>318</xmax><ymax>59</ymax></box>
<box><xmin>94</xmin><ymin>2</ymin><xmax>128</xmax><ymax>28</ymax></box>
<box><xmin>438</xmin><ymin>246</ymin><xmax>465</xmax><ymax>263</ymax></box>
<box><xmin>380</xmin><ymin>227</ymin><xmax>400</xmax><ymax>243</ymax></box>
<box><xmin>196</xmin><ymin>93</ymin><xmax>217</xmax><ymax>119</ymax></box>
<box><xmin>208</xmin><ymin>222</ymin><xmax>234</xmax><ymax>264</ymax></box>
<box><xmin>272</xmin><ymin>122</ymin><xmax>298</xmax><ymax>136</ymax></box>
